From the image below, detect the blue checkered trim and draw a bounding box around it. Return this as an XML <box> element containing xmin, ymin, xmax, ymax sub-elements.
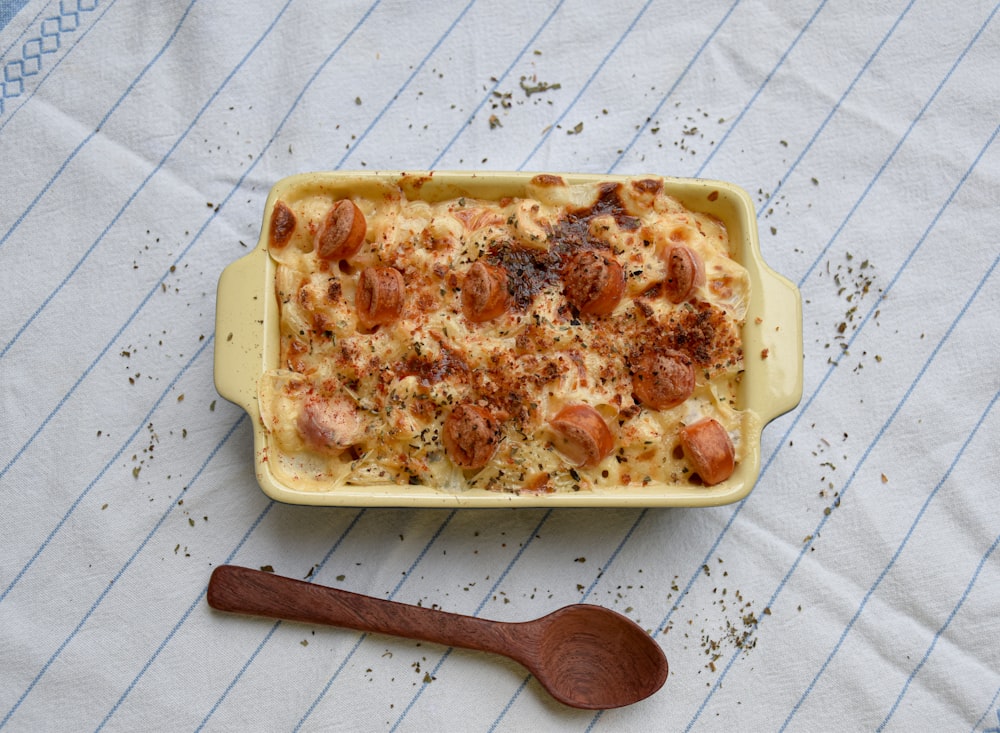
<box><xmin>1</xmin><ymin>0</ymin><xmax>32</xmax><ymax>31</ymax></box>
<box><xmin>1</xmin><ymin>0</ymin><xmax>98</xmax><ymax>115</ymax></box>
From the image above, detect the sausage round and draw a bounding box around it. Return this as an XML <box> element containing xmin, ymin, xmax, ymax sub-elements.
<box><xmin>548</xmin><ymin>404</ymin><xmax>615</xmax><ymax>467</ymax></box>
<box><xmin>315</xmin><ymin>199</ymin><xmax>367</xmax><ymax>260</ymax></box>
<box><xmin>356</xmin><ymin>266</ymin><xmax>405</xmax><ymax>329</ymax></box>
<box><xmin>562</xmin><ymin>249</ymin><xmax>626</xmax><ymax>315</ymax></box>
<box><xmin>442</xmin><ymin>404</ymin><xmax>502</xmax><ymax>469</ymax></box>
<box><xmin>631</xmin><ymin>349</ymin><xmax>696</xmax><ymax>410</ymax></box>
<box><xmin>678</xmin><ymin>417</ymin><xmax>734</xmax><ymax>485</ymax></box>
<box><xmin>662</xmin><ymin>244</ymin><xmax>704</xmax><ymax>303</ymax></box>
<box><xmin>296</xmin><ymin>395</ymin><xmax>363</xmax><ymax>453</ymax></box>
<box><xmin>462</xmin><ymin>261</ymin><xmax>510</xmax><ymax>322</ymax></box>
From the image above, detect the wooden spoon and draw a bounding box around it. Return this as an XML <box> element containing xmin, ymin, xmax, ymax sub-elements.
<box><xmin>207</xmin><ymin>564</ymin><xmax>668</xmax><ymax>709</ymax></box>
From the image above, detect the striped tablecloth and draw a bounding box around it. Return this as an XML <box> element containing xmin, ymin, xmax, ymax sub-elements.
<box><xmin>2</xmin><ymin>1</ymin><xmax>998</xmax><ymax>730</ymax></box>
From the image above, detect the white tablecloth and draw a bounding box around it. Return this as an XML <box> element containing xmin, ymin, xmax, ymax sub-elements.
<box><xmin>2</xmin><ymin>1</ymin><xmax>999</xmax><ymax>730</ymax></box>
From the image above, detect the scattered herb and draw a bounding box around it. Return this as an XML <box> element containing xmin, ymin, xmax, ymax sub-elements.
<box><xmin>519</xmin><ymin>76</ymin><xmax>561</xmax><ymax>96</ymax></box>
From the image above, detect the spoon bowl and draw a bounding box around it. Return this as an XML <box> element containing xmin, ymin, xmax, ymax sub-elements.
<box><xmin>207</xmin><ymin>564</ymin><xmax>668</xmax><ymax>709</ymax></box>
<box><xmin>529</xmin><ymin>604</ymin><xmax>670</xmax><ymax>708</ymax></box>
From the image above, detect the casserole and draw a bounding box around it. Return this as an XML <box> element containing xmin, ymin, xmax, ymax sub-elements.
<box><xmin>215</xmin><ymin>171</ymin><xmax>802</xmax><ymax>507</ymax></box>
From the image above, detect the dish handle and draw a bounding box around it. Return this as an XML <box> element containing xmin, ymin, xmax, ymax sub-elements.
<box><xmin>214</xmin><ymin>245</ymin><xmax>270</xmax><ymax>418</ymax></box>
<box><xmin>746</xmin><ymin>264</ymin><xmax>803</xmax><ymax>425</ymax></box>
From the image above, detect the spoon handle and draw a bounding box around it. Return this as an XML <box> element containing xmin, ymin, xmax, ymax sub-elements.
<box><xmin>207</xmin><ymin>565</ymin><xmax>532</xmax><ymax>658</ymax></box>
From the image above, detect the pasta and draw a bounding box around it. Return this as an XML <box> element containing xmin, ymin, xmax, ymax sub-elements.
<box><xmin>257</xmin><ymin>174</ymin><xmax>750</xmax><ymax>494</ymax></box>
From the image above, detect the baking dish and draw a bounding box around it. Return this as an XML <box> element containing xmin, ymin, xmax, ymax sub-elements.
<box><xmin>214</xmin><ymin>171</ymin><xmax>802</xmax><ymax>508</ymax></box>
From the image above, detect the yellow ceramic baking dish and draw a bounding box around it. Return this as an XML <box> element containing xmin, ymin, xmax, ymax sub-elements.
<box><xmin>214</xmin><ymin>171</ymin><xmax>802</xmax><ymax>508</ymax></box>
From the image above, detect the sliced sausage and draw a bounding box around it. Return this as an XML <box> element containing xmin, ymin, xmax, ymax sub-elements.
<box><xmin>462</xmin><ymin>261</ymin><xmax>510</xmax><ymax>322</ymax></box>
<box><xmin>631</xmin><ymin>349</ymin><xmax>696</xmax><ymax>410</ymax></box>
<box><xmin>297</xmin><ymin>395</ymin><xmax>363</xmax><ymax>453</ymax></box>
<box><xmin>315</xmin><ymin>199</ymin><xmax>367</xmax><ymax>260</ymax></box>
<box><xmin>562</xmin><ymin>249</ymin><xmax>625</xmax><ymax>315</ymax></box>
<box><xmin>548</xmin><ymin>404</ymin><xmax>614</xmax><ymax>467</ymax></box>
<box><xmin>678</xmin><ymin>417</ymin><xmax>734</xmax><ymax>485</ymax></box>
<box><xmin>663</xmin><ymin>244</ymin><xmax>704</xmax><ymax>303</ymax></box>
<box><xmin>356</xmin><ymin>266</ymin><xmax>405</xmax><ymax>330</ymax></box>
<box><xmin>269</xmin><ymin>201</ymin><xmax>296</xmax><ymax>248</ymax></box>
<box><xmin>442</xmin><ymin>404</ymin><xmax>501</xmax><ymax>469</ymax></box>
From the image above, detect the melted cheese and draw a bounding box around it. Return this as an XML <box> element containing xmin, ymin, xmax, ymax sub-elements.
<box><xmin>258</xmin><ymin>175</ymin><xmax>749</xmax><ymax>494</ymax></box>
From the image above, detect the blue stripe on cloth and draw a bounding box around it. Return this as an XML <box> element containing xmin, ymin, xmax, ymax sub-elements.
<box><xmin>334</xmin><ymin>0</ymin><xmax>479</xmax><ymax>169</ymax></box>
<box><xmin>739</xmin><ymin>0</ymin><xmax>919</xmax><ymax>220</ymax></box>
<box><xmin>796</xmin><ymin>0</ymin><xmax>1000</xmax><ymax>289</ymax></box>
<box><xmin>878</xmin><ymin>524</ymin><xmax>1000</xmax><ymax>731</ymax></box>
<box><xmin>607</xmin><ymin>0</ymin><xmax>743</xmax><ymax>173</ymax></box>
<box><xmin>487</xmin><ymin>510</ymin><xmax>648</xmax><ymax>731</ymax></box>
<box><xmin>0</xmin><ymin>338</ymin><xmax>217</xmax><ymax>724</ymax></box>
<box><xmin>782</xmin><ymin>385</ymin><xmax>1000</xmax><ymax>730</ymax></box>
<box><xmin>0</xmin><ymin>411</ymin><xmax>247</xmax><ymax>728</ymax></box>
<box><xmin>0</xmin><ymin>0</ymin><xmax>293</xmax><ymax>550</ymax></box>
<box><xmin>0</xmin><ymin>0</ymin><xmax>382</xmax><ymax>723</ymax></box>
<box><xmin>191</xmin><ymin>508</ymin><xmax>372</xmax><ymax>733</ymax></box>
<box><xmin>0</xmin><ymin>332</ymin><xmax>216</xmax><ymax>605</ymax></box>
<box><xmin>427</xmin><ymin>0</ymin><xmax>565</xmax><ymax>170</ymax></box>
<box><xmin>293</xmin><ymin>510</ymin><xmax>467</xmax><ymax>732</ymax></box>
<box><xmin>691</xmin><ymin>0</ymin><xmax>831</xmax><ymax>178</ymax></box>
<box><xmin>517</xmin><ymin>0</ymin><xmax>662</xmax><ymax>170</ymax></box>
<box><xmin>94</xmin><ymin>499</ymin><xmax>288</xmax><ymax>732</ymax></box>
<box><xmin>291</xmin><ymin>634</ymin><xmax>369</xmax><ymax>733</ymax></box>
<box><xmin>973</xmin><ymin>689</ymin><xmax>1000</xmax><ymax>733</ymax></box>
<box><xmin>384</xmin><ymin>511</ymin><xmax>553</xmax><ymax>733</ymax></box>
<box><xmin>192</xmin><ymin>510</ymin><xmax>463</xmax><ymax>730</ymax></box>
